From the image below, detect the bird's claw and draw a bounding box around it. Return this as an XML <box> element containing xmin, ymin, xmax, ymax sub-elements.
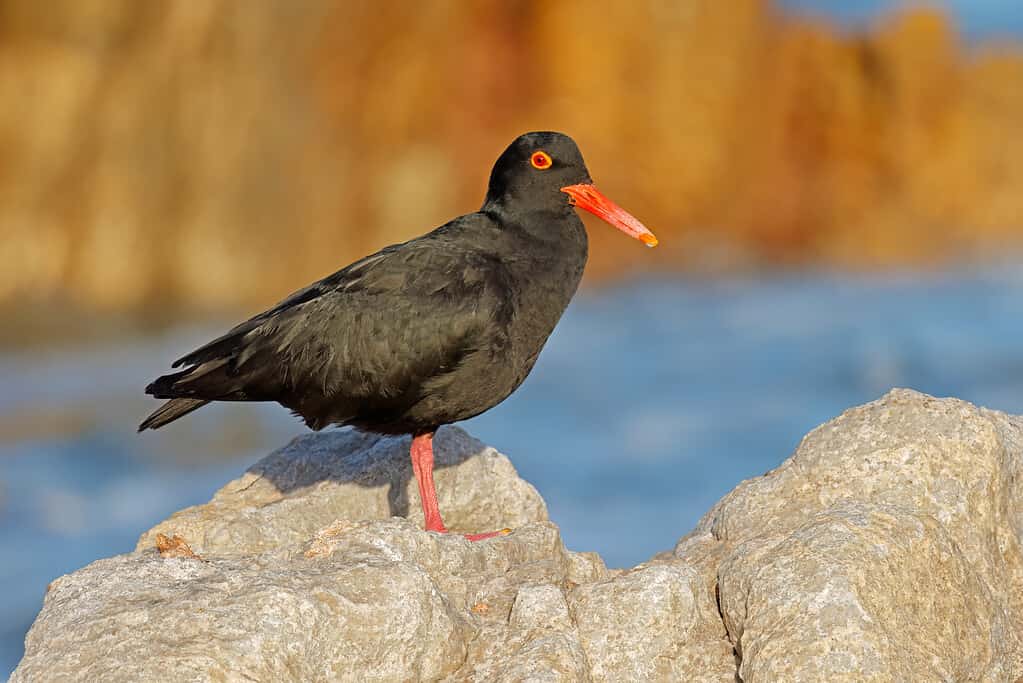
<box><xmin>463</xmin><ymin>528</ymin><xmax>512</xmax><ymax>542</ymax></box>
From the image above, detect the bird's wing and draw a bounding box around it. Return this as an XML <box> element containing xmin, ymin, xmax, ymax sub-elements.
<box><xmin>147</xmin><ymin>230</ymin><xmax>514</xmax><ymax>409</ymax></box>
<box><xmin>168</xmin><ymin>247</ymin><xmax>397</xmax><ymax>370</ymax></box>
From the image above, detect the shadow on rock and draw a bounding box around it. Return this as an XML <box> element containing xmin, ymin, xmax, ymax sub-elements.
<box><xmin>134</xmin><ymin>425</ymin><xmax>549</xmax><ymax>556</ymax></box>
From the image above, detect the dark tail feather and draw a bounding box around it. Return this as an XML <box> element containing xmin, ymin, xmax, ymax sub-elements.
<box><xmin>145</xmin><ymin>367</ymin><xmax>198</xmax><ymax>398</ymax></box>
<box><xmin>138</xmin><ymin>398</ymin><xmax>211</xmax><ymax>431</ymax></box>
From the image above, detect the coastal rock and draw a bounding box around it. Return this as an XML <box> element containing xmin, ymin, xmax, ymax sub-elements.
<box><xmin>14</xmin><ymin>390</ymin><xmax>1023</xmax><ymax>681</ymax></box>
<box><xmin>136</xmin><ymin>426</ymin><xmax>548</xmax><ymax>555</ymax></box>
<box><xmin>567</xmin><ymin>563</ymin><xmax>735</xmax><ymax>682</ymax></box>
<box><xmin>679</xmin><ymin>388</ymin><xmax>1023</xmax><ymax>681</ymax></box>
<box><xmin>14</xmin><ymin>424</ymin><xmax>730</xmax><ymax>682</ymax></box>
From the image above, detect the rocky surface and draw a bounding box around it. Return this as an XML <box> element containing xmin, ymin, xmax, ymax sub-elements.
<box><xmin>678</xmin><ymin>388</ymin><xmax>1023</xmax><ymax>681</ymax></box>
<box><xmin>14</xmin><ymin>390</ymin><xmax>1023</xmax><ymax>681</ymax></box>
<box><xmin>135</xmin><ymin>427</ymin><xmax>548</xmax><ymax>556</ymax></box>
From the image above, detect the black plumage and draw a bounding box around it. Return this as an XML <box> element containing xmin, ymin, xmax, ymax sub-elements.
<box><xmin>140</xmin><ymin>131</ymin><xmax>656</xmax><ymax>537</ymax></box>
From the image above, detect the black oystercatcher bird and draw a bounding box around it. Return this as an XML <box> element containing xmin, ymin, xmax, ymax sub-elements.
<box><xmin>140</xmin><ymin>131</ymin><xmax>657</xmax><ymax>540</ymax></box>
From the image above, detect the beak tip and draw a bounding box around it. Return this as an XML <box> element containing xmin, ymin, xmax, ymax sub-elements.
<box><xmin>641</xmin><ymin>234</ymin><xmax>659</xmax><ymax>248</ymax></box>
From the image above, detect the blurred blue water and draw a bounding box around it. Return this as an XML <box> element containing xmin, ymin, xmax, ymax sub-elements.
<box><xmin>780</xmin><ymin>0</ymin><xmax>1023</xmax><ymax>40</ymax></box>
<box><xmin>5</xmin><ymin>268</ymin><xmax>1023</xmax><ymax>677</ymax></box>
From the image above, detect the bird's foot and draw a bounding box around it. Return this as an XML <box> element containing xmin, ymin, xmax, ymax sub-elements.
<box><xmin>413</xmin><ymin>433</ymin><xmax>511</xmax><ymax>542</ymax></box>
<box><xmin>424</xmin><ymin>518</ymin><xmax>511</xmax><ymax>542</ymax></box>
<box><xmin>463</xmin><ymin>528</ymin><xmax>512</xmax><ymax>542</ymax></box>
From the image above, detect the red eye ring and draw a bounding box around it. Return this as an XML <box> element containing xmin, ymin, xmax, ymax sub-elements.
<box><xmin>530</xmin><ymin>151</ymin><xmax>552</xmax><ymax>170</ymax></box>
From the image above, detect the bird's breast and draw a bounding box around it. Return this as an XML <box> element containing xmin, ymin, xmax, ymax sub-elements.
<box><xmin>500</xmin><ymin>248</ymin><xmax>586</xmax><ymax>375</ymax></box>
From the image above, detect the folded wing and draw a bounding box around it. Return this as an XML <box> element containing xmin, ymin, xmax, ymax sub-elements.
<box><xmin>140</xmin><ymin>231</ymin><xmax>512</xmax><ymax>431</ymax></box>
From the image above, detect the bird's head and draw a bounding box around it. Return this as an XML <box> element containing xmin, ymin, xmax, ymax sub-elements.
<box><xmin>484</xmin><ymin>131</ymin><xmax>657</xmax><ymax>247</ymax></box>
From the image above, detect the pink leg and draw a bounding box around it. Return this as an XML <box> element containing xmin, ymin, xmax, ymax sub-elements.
<box><xmin>410</xmin><ymin>431</ymin><xmax>448</xmax><ymax>533</ymax></box>
<box><xmin>410</xmin><ymin>431</ymin><xmax>509</xmax><ymax>542</ymax></box>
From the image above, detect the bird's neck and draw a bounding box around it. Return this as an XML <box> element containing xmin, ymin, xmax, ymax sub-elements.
<box><xmin>486</xmin><ymin>207</ymin><xmax>589</xmax><ymax>307</ymax></box>
<box><xmin>482</xmin><ymin>201</ymin><xmax>587</xmax><ymax>254</ymax></box>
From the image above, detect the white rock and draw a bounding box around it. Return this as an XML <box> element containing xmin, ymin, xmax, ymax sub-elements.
<box><xmin>682</xmin><ymin>389</ymin><xmax>1023</xmax><ymax>681</ymax></box>
<box><xmin>136</xmin><ymin>426</ymin><xmax>548</xmax><ymax>555</ymax></box>
<box><xmin>15</xmin><ymin>390</ymin><xmax>1023</xmax><ymax>681</ymax></box>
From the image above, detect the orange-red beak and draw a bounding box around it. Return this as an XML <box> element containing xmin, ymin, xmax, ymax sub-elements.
<box><xmin>560</xmin><ymin>183</ymin><xmax>658</xmax><ymax>247</ymax></box>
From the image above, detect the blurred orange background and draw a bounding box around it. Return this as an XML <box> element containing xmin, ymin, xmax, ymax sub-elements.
<box><xmin>2</xmin><ymin>0</ymin><xmax>1022</xmax><ymax>319</ymax></box>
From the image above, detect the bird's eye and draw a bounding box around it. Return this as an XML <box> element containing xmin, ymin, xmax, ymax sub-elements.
<box><xmin>530</xmin><ymin>151</ymin><xmax>552</xmax><ymax>170</ymax></box>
